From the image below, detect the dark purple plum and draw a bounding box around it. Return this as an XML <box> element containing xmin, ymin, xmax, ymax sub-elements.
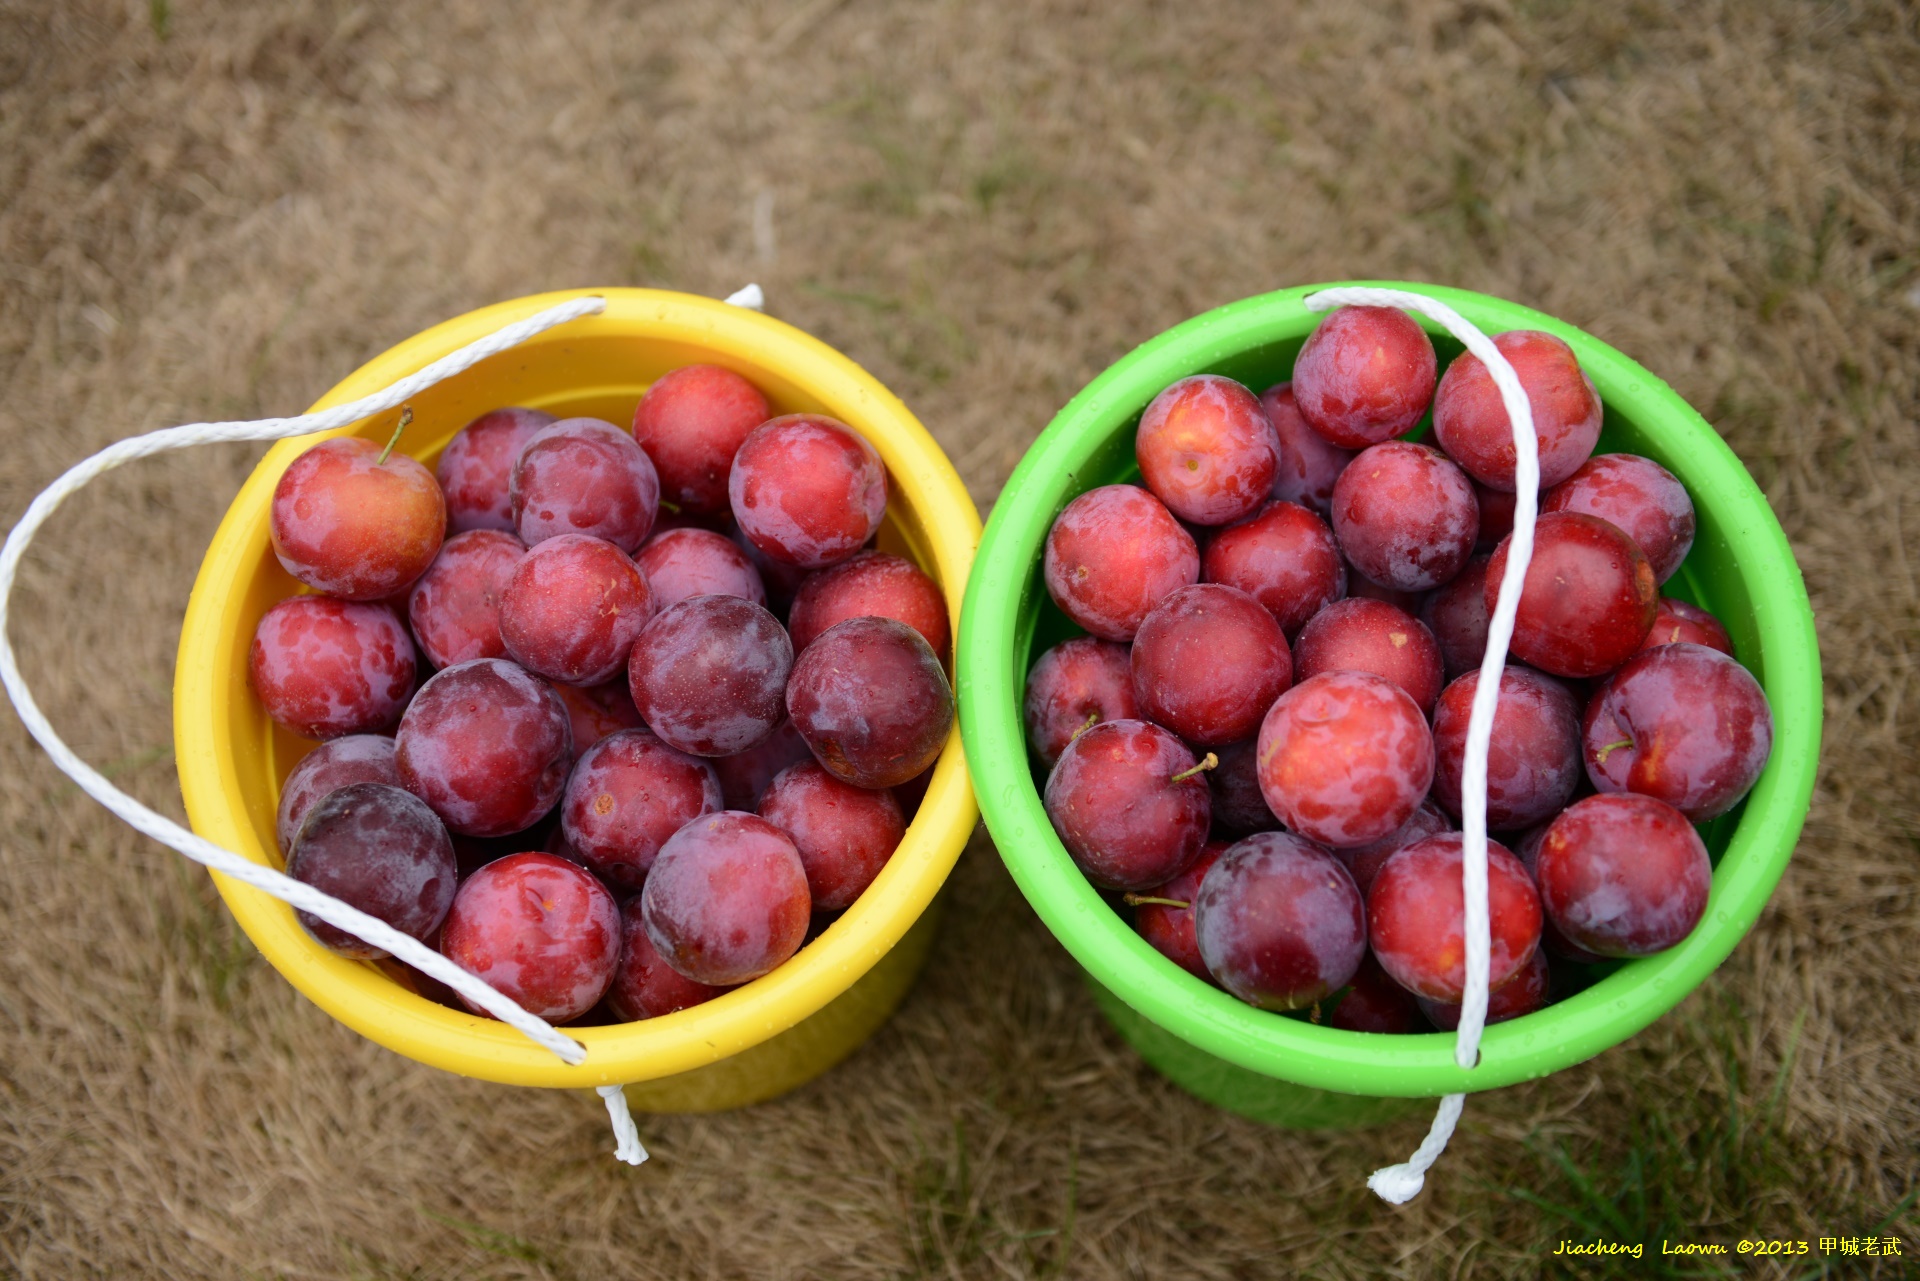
<box><xmin>1582</xmin><ymin>642</ymin><xmax>1772</xmax><ymax>821</ymax></box>
<box><xmin>286</xmin><ymin>782</ymin><xmax>456</xmax><ymax>959</ymax></box>
<box><xmin>1192</xmin><ymin>832</ymin><xmax>1366</xmax><ymax>1011</ymax></box>
<box><xmin>275</xmin><ymin>734</ymin><xmax>399</xmax><ymax>855</ymax></box>
<box><xmin>1430</xmin><ymin>666</ymin><xmax>1582</xmax><ymax>831</ymax></box>
<box><xmin>786</xmin><ymin>617</ymin><xmax>953</xmax><ymax>789</ymax></box>
<box><xmin>628</xmin><ymin>594</ymin><xmax>794</xmax><ymax>757</ymax></box>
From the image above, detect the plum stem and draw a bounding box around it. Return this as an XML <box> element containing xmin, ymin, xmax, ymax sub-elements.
<box><xmin>1170</xmin><ymin>752</ymin><xmax>1218</xmax><ymax>784</ymax></box>
<box><xmin>1122</xmin><ymin>894</ymin><xmax>1189</xmax><ymax>909</ymax></box>
<box><xmin>1594</xmin><ymin>737</ymin><xmax>1633</xmax><ymax>765</ymax></box>
<box><xmin>1310</xmin><ymin>1002</ymin><xmax>1322</xmax><ymax>1025</ymax></box>
<box><xmin>658</xmin><ymin>498</ymin><xmax>682</xmax><ymax>515</ymax></box>
<box><xmin>377</xmin><ymin>406</ymin><xmax>412</xmax><ymax>466</ymax></box>
<box><xmin>1067</xmin><ymin>711</ymin><xmax>1100</xmax><ymax>745</ymax></box>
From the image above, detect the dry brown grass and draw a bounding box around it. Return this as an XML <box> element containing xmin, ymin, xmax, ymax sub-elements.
<box><xmin>1</xmin><ymin>0</ymin><xmax>1916</xmax><ymax>1276</ymax></box>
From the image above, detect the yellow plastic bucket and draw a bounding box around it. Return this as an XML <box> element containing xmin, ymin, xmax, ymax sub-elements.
<box><xmin>174</xmin><ymin>288</ymin><xmax>981</xmax><ymax>1106</ymax></box>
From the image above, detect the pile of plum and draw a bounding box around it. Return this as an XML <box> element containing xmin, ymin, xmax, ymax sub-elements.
<box><xmin>1027</xmin><ymin>306</ymin><xmax>1774</xmax><ymax>1032</ymax></box>
<box><xmin>252</xmin><ymin>366</ymin><xmax>953</xmax><ymax>1026</ymax></box>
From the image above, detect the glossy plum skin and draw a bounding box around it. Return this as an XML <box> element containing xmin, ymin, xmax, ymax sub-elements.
<box><xmin>1328</xmin><ymin>953</ymin><xmax>1426</xmax><ymax>1033</ymax></box>
<box><xmin>1488</xmin><ymin>512</ymin><xmax>1658</xmax><ymax>678</ymax></box>
<box><xmin>758</xmin><ymin>761</ymin><xmax>905</xmax><ymax>910</ymax></box>
<box><xmin>788</xmin><ymin>550</ymin><xmax>950</xmax><ymax>658</ymax></box>
<box><xmin>1536</xmin><ymin>793</ymin><xmax>1711</xmax><ymax>957</ymax></box>
<box><xmin>1511</xmin><ymin>823</ymin><xmax>1607</xmax><ymax>964</ymax></box>
<box><xmin>440</xmin><ymin>852</ymin><xmax>620</xmax><ymax>1022</ymax></box>
<box><xmin>552</xmin><ymin>679</ymin><xmax>646</xmax><ymax>756</ymax></box>
<box><xmin>1256</xmin><ymin>671</ymin><xmax>1435</xmax><ymax>848</ymax></box>
<box><xmin>1023</xmin><ymin>637</ymin><xmax>1139</xmax><ymax>768</ymax></box>
<box><xmin>729</xmin><ymin>415</ymin><xmax>888</xmax><ymax>569</ymax></box>
<box><xmin>1201</xmin><ymin>500</ymin><xmax>1346</xmax><ymax>637</ymax></box>
<box><xmin>1335</xmin><ymin>798</ymin><xmax>1451</xmax><ymax>898</ymax></box>
<box><xmin>711</xmin><ymin>719</ymin><xmax>813</xmax><ymax>811</ymax></box>
<box><xmin>511</xmin><ymin>418</ymin><xmax>660</xmax><ymax>552</ymax></box>
<box><xmin>497</xmin><ymin>534</ymin><xmax>654</xmax><ymax>686</ymax></box>
<box><xmin>1543</xmin><ymin>453</ymin><xmax>1696</xmax><ymax>583</ymax></box>
<box><xmin>437</xmin><ymin>407</ymin><xmax>556</xmax><ymax>533</ymax></box>
<box><xmin>1332</xmin><ymin>441</ymin><xmax>1479</xmax><ymax>593</ymax></box>
<box><xmin>270</xmin><ymin>436</ymin><xmax>446</xmax><ymax>600</ymax></box>
<box><xmin>395</xmin><ymin>658</ymin><xmax>573</xmax><ymax>837</ymax></box>
<box><xmin>786</xmin><ymin>617</ymin><xmax>954</xmax><ymax>789</ymax></box>
<box><xmin>1641</xmin><ymin>597</ymin><xmax>1733</xmax><ymax>655</ymax></box>
<box><xmin>1262</xmin><ymin>382</ymin><xmax>1354</xmax><ymax>517</ymax></box>
<box><xmin>628</xmin><ymin>595</ymin><xmax>794</xmax><ymax>757</ymax></box>
<box><xmin>635</xmin><ymin>527</ymin><xmax>767</xmax><ymax>612</ymax></box>
<box><xmin>407</xmin><ymin>530</ymin><xmax>527</xmax><ymax>670</ymax></box>
<box><xmin>1582</xmin><ymin>642</ymin><xmax>1773</xmax><ymax>821</ymax></box>
<box><xmin>286</xmin><ymin>782</ymin><xmax>456</xmax><ymax>959</ymax></box>
<box><xmin>1433</xmin><ymin>330</ymin><xmax>1602</xmax><ymax>491</ymax></box>
<box><xmin>641</xmin><ymin>812</ymin><xmax>812</xmax><ymax>985</ymax></box>
<box><xmin>1430</xmin><ymin>666</ymin><xmax>1582</xmax><ymax>830</ymax></box>
<box><xmin>1420</xmin><ymin>946</ymin><xmax>1550</xmax><ymax>1030</ymax></box>
<box><xmin>630</xmin><ymin>364</ymin><xmax>771</xmax><ymax>516</ymax></box>
<box><xmin>606</xmin><ymin>899</ymin><xmax>732</xmax><ymax>1020</ymax></box>
<box><xmin>1131</xmin><ymin>841</ymin><xmax>1226</xmax><ymax>982</ymax></box>
<box><xmin>1044</xmin><ymin>719</ymin><xmax>1210</xmax><ymax>891</ymax></box>
<box><xmin>1367</xmin><ymin>833</ymin><xmax>1543</xmax><ymax>1003</ymax></box>
<box><xmin>1192</xmin><ymin>832</ymin><xmax>1366</xmax><ymax>1011</ymax></box>
<box><xmin>1207</xmin><ymin>738</ymin><xmax>1281</xmax><ymax>837</ymax></box>
<box><xmin>561</xmin><ymin>729</ymin><xmax>723</xmax><ymax>892</ymax></box>
<box><xmin>275</xmin><ymin>734</ymin><xmax>399</xmax><ymax>855</ymax></box>
<box><xmin>1420</xmin><ymin>553</ymin><xmax>1493</xmax><ymax>680</ymax></box>
<box><xmin>251</xmin><ymin>597</ymin><xmax>416</xmax><ymax>740</ymax></box>
<box><xmin>1042</xmin><ymin>484</ymin><xmax>1199</xmax><ymax>641</ymax></box>
<box><xmin>1129</xmin><ymin>584</ymin><xmax>1293</xmax><ymax>748</ymax></box>
<box><xmin>1291</xmin><ymin>598</ymin><xmax>1444</xmax><ymax>715</ymax></box>
<box><xmin>1291</xmin><ymin>305</ymin><xmax>1438</xmax><ymax>448</ymax></box>
<box><xmin>1135</xmin><ymin>375</ymin><xmax>1280</xmax><ymax>526</ymax></box>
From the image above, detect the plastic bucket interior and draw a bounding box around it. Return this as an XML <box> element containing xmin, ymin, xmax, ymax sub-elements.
<box><xmin>955</xmin><ymin>282</ymin><xmax>1821</xmax><ymax>1129</ymax></box>
<box><xmin>175</xmin><ymin>287</ymin><xmax>982</xmax><ymax>1107</ymax></box>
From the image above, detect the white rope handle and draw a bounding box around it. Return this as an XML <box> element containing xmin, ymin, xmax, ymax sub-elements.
<box><xmin>0</xmin><ymin>284</ymin><xmax>767</xmax><ymax>1166</ymax></box>
<box><xmin>1301</xmin><ymin>286</ymin><xmax>1540</xmax><ymax>1204</ymax></box>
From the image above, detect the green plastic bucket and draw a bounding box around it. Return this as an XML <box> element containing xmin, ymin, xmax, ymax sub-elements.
<box><xmin>955</xmin><ymin>282</ymin><xmax>1821</xmax><ymax>1129</ymax></box>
